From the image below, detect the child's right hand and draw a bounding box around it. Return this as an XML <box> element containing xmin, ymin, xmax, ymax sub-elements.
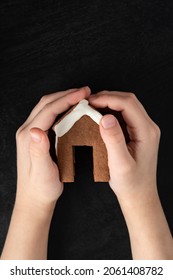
<box><xmin>89</xmin><ymin>91</ymin><xmax>161</xmax><ymax>206</ymax></box>
<box><xmin>15</xmin><ymin>86</ymin><xmax>91</xmax><ymax>212</ymax></box>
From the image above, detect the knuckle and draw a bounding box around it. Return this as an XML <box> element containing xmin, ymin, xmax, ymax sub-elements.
<box><xmin>98</xmin><ymin>90</ymin><xmax>109</xmax><ymax>96</ymax></box>
<box><xmin>15</xmin><ymin>128</ymin><xmax>20</xmax><ymax>139</ymax></box>
<box><xmin>40</xmin><ymin>94</ymin><xmax>49</xmax><ymax>104</ymax></box>
<box><xmin>44</xmin><ymin>102</ymin><xmax>51</xmax><ymax>111</ymax></box>
<box><xmin>41</xmin><ymin>102</ymin><xmax>55</xmax><ymax>115</ymax></box>
<box><xmin>16</xmin><ymin>127</ymin><xmax>25</xmax><ymax>142</ymax></box>
<box><xmin>149</xmin><ymin>122</ymin><xmax>161</xmax><ymax>141</ymax></box>
<box><xmin>30</xmin><ymin>146</ymin><xmax>41</xmax><ymax>157</ymax></box>
<box><xmin>101</xmin><ymin>90</ymin><xmax>109</xmax><ymax>94</ymax></box>
<box><xmin>126</xmin><ymin>92</ymin><xmax>137</xmax><ymax>103</ymax></box>
<box><xmin>67</xmin><ymin>91</ymin><xmax>80</xmax><ymax>104</ymax></box>
<box><xmin>128</xmin><ymin>92</ymin><xmax>136</xmax><ymax>98</ymax></box>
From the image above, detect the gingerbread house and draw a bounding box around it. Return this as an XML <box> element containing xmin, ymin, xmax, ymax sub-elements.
<box><xmin>52</xmin><ymin>99</ymin><xmax>109</xmax><ymax>182</ymax></box>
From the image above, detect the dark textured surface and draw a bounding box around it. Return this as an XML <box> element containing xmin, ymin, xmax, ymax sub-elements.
<box><xmin>0</xmin><ymin>0</ymin><xmax>173</xmax><ymax>259</ymax></box>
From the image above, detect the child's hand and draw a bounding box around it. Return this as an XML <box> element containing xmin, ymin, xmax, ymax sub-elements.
<box><xmin>89</xmin><ymin>91</ymin><xmax>173</xmax><ymax>260</ymax></box>
<box><xmin>1</xmin><ymin>87</ymin><xmax>91</xmax><ymax>260</ymax></box>
<box><xmin>15</xmin><ymin>87</ymin><xmax>91</xmax><ymax>212</ymax></box>
<box><xmin>89</xmin><ymin>91</ymin><xmax>160</xmax><ymax>205</ymax></box>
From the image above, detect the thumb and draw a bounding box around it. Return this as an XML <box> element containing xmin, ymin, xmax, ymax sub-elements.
<box><xmin>29</xmin><ymin>127</ymin><xmax>58</xmax><ymax>178</ymax></box>
<box><xmin>100</xmin><ymin>115</ymin><xmax>131</xmax><ymax>168</ymax></box>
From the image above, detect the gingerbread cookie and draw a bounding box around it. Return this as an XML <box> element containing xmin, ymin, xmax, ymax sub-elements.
<box><xmin>52</xmin><ymin>99</ymin><xmax>110</xmax><ymax>182</ymax></box>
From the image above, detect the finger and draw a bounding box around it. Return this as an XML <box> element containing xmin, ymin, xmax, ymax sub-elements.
<box><xmin>100</xmin><ymin>114</ymin><xmax>134</xmax><ymax>169</ymax></box>
<box><xmin>26</xmin><ymin>88</ymin><xmax>79</xmax><ymax>123</ymax></box>
<box><xmin>89</xmin><ymin>92</ymin><xmax>152</xmax><ymax>141</ymax></box>
<box><xmin>27</xmin><ymin>86</ymin><xmax>91</xmax><ymax>131</ymax></box>
<box><xmin>90</xmin><ymin>90</ymin><xmax>147</xmax><ymax>114</ymax></box>
<box><xmin>29</xmin><ymin>128</ymin><xmax>60</xmax><ymax>182</ymax></box>
<box><xmin>92</xmin><ymin>90</ymin><xmax>132</xmax><ymax>97</ymax></box>
<box><xmin>19</xmin><ymin>88</ymin><xmax>80</xmax><ymax>132</ymax></box>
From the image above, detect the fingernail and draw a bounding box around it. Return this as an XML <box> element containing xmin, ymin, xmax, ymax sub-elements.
<box><xmin>30</xmin><ymin>131</ymin><xmax>42</xmax><ymax>143</ymax></box>
<box><xmin>102</xmin><ymin>115</ymin><xmax>116</xmax><ymax>129</ymax></box>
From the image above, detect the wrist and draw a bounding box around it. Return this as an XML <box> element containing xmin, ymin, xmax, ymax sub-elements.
<box><xmin>117</xmin><ymin>187</ymin><xmax>159</xmax><ymax>215</ymax></box>
<box><xmin>1</xmin><ymin>195</ymin><xmax>54</xmax><ymax>260</ymax></box>
<box><xmin>14</xmin><ymin>193</ymin><xmax>56</xmax><ymax>223</ymax></box>
<box><xmin>117</xmin><ymin>188</ymin><xmax>173</xmax><ymax>260</ymax></box>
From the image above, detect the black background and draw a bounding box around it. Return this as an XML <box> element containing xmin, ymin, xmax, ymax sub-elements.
<box><xmin>0</xmin><ymin>0</ymin><xmax>173</xmax><ymax>259</ymax></box>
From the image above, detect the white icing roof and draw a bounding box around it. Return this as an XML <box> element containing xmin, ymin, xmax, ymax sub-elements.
<box><xmin>53</xmin><ymin>99</ymin><xmax>102</xmax><ymax>137</ymax></box>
